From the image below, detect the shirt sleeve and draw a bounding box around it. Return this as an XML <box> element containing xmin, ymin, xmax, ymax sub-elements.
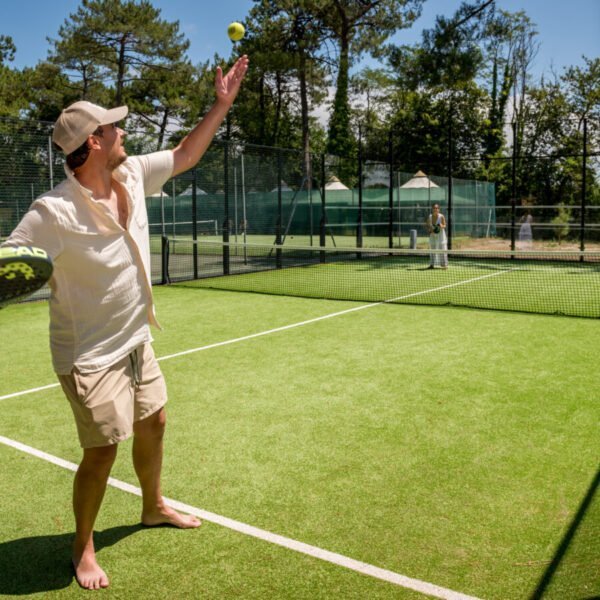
<box><xmin>130</xmin><ymin>150</ymin><xmax>175</xmax><ymax>197</ymax></box>
<box><xmin>1</xmin><ymin>200</ymin><xmax>63</xmax><ymax>260</ymax></box>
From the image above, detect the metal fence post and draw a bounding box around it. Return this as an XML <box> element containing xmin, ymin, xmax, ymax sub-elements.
<box><xmin>580</xmin><ymin>118</ymin><xmax>587</xmax><ymax>260</ymax></box>
<box><xmin>320</xmin><ymin>152</ymin><xmax>326</xmax><ymax>263</ymax></box>
<box><xmin>223</xmin><ymin>127</ymin><xmax>230</xmax><ymax>275</ymax></box>
<box><xmin>192</xmin><ymin>168</ymin><xmax>198</xmax><ymax>279</ymax></box>
<box><xmin>357</xmin><ymin>125</ymin><xmax>363</xmax><ymax>253</ymax></box>
<box><xmin>161</xmin><ymin>235</ymin><xmax>170</xmax><ymax>285</ymax></box>
<box><xmin>388</xmin><ymin>130</ymin><xmax>394</xmax><ymax>249</ymax></box>
<box><xmin>276</xmin><ymin>148</ymin><xmax>283</xmax><ymax>268</ymax></box>
<box><xmin>48</xmin><ymin>136</ymin><xmax>54</xmax><ymax>189</ymax></box>
<box><xmin>511</xmin><ymin>121</ymin><xmax>517</xmax><ymax>254</ymax></box>
<box><xmin>447</xmin><ymin>120</ymin><xmax>453</xmax><ymax>250</ymax></box>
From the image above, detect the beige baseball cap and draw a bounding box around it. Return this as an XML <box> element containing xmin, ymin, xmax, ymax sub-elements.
<box><xmin>52</xmin><ymin>101</ymin><xmax>128</xmax><ymax>155</ymax></box>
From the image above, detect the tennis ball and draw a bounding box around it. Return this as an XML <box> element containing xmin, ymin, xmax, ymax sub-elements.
<box><xmin>227</xmin><ymin>22</ymin><xmax>245</xmax><ymax>42</ymax></box>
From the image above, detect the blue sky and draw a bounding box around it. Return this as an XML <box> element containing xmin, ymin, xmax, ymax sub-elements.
<box><xmin>3</xmin><ymin>0</ymin><xmax>599</xmax><ymax>80</ymax></box>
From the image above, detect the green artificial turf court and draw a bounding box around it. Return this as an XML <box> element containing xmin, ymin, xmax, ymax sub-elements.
<box><xmin>159</xmin><ymin>236</ymin><xmax>600</xmax><ymax>319</ymax></box>
<box><xmin>183</xmin><ymin>255</ymin><xmax>600</xmax><ymax>318</ymax></box>
<box><xmin>0</xmin><ymin>285</ymin><xmax>599</xmax><ymax>599</ymax></box>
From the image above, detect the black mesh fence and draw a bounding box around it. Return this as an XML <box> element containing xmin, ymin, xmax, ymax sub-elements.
<box><xmin>1</xmin><ymin>115</ymin><xmax>598</xmax><ymax>314</ymax></box>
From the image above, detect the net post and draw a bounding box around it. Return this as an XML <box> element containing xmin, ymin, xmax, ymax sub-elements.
<box><xmin>511</xmin><ymin>121</ymin><xmax>517</xmax><ymax>256</ymax></box>
<box><xmin>320</xmin><ymin>152</ymin><xmax>326</xmax><ymax>263</ymax></box>
<box><xmin>447</xmin><ymin>120</ymin><xmax>453</xmax><ymax>250</ymax></box>
<box><xmin>276</xmin><ymin>148</ymin><xmax>283</xmax><ymax>268</ymax></box>
<box><xmin>223</xmin><ymin>128</ymin><xmax>230</xmax><ymax>275</ymax></box>
<box><xmin>580</xmin><ymin>118</ymin><xmax>587</xmax><ymax>261</ymax></box>
<box><xmin>192</xmin><ymin>168</ymin><xmax>198</xmax><ymax>279</ymax></box>
<box><xmin>388</xmin><ymin>129</ymin><xmax>394</xmax><ymax>249</ymax></box>
<box><xmin>160</xmin><ymin>235</ymin><xmax>170</xmax><ymax>285</ymax></box>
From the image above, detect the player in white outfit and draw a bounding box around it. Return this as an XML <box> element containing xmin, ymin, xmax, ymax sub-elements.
<box><xmin>426</xmin><ymin>203</ymin><xmax>448</xmax><ymax>269</ymax></box>
<box><xmin>518</xmin><ymin>210</ymin><xmax>533</xmax><ymax>248</ymax></box>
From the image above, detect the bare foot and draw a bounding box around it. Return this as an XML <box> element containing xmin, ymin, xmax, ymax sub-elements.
<box><xmin>141</xmin><ymin>504</ymin><xmax>201</xmax><ymax>529</ymax></box>
<box><xmin>72</xmin><ymin>554</ymin><xmax>109</xmax><ymax>590</ymax></box>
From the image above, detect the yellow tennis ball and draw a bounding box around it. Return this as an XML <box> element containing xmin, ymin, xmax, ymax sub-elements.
<box><xmin>227</xmin><ymin>22</ymin><xmax>245</xmax><ymax>42</ymax></box>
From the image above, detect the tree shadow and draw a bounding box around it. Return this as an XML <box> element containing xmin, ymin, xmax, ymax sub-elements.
<box><xmin>0</xmin><ymin>524</ymin><xmax>143</xmax><ymax>595</ymax></box>
<box><xmin>529</xmin><ymin>466</ymin><xmax>600</xmax><ymax>599</ymax></box>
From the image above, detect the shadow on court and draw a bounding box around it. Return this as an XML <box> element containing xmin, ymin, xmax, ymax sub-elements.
<box><xmin>0</xmin><ymin>524</ymin><xmax>143</xmax><ymax>594</ymax></box>
<box><xmin>529</xmin><ymin>466</ymin><xmax>600</xmax><ymax>599</ymax></box>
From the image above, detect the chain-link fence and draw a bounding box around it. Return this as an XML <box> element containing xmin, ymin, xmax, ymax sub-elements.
<box><xmin>1</xmin><ymin>115</ymin><xmax>598</xmax><ymax>286</ymax></box>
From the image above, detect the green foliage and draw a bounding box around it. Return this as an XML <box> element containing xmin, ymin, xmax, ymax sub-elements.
<box><xmin>350</xmin><ymin>67</ymin><xmax>395</xmax><ymax>127</ymax></box>
<box><xmin>327</xmin><ymin>50</ymin><xmax>354</xmax><ymax>158</ymax></box>
<box><xmin>0</xmin><ymin>35</ymin><xmax>16</xmax><ymax>65</ymax></box>
<box><xmin>22</xmin><ymin>63</ymin><xmax>85</xmax><ymax>122</ymax></box>
<box><xmin>127</xmin><ymin>59</ymin><xmax>199</xmax><ymax>150</ymax></box>
<box><xmin>0</xmin><ymin>66</ymin><xmax>29</xmax><ymax>117</ymax></box>
<box><xmin>48</xmin><ymin>0</ymin><xmax>190</xmax><ymax>105</ymax></box>
<box><xmin>233</xmin><ymin>0</ymin><xmax>328</xmax><ymax>160</ymax></box>
<box><xmin>563</xmin><ymin>56</ymin><xmax>600</xmax><ymax>125</ymax></box>
<box><xmin>318</xmin><ymin>0</ymin><xmax>423</xmax><ymax>159</ymax></box>
<box><xmin>419</xmin><ymin>21</ymin><xmax>483</xmax><ymax>90</ymax></box>
<box><xmin>552</xmin><ymin>204</ymin><xmax>571</xmax><ymax>244</ymax></box>
<box><xmin>229</xmin><ymin>26</ymin><xmax>303</xmax><ymax>147</ymax></box>
<box><xmin>0</xmin><ymin>0</ymin><xmax>597</xmax><ymax>218</ymax></box>
<box><xmin>480</xmin><ymin>10</ymin><xmax>537</xmax><ymax>158</ymax></box>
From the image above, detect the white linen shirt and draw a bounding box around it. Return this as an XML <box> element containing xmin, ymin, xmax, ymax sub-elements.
<box><xmin>3</xmin><ymin>150</ymin><xmax>174</xmax><ymax>374</ymax></box>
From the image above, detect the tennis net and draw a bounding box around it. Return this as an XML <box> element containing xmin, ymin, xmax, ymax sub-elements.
<box><xmin>164</xmin><ymin>238</ymin><xmax>600</xmax><ymax>318</ymax></box>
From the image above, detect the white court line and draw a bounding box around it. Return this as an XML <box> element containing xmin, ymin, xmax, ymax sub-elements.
<box><xmin>0</xmin><ymin>434</ymin><xmax>482</xmax><ymax>600</ymax></box>
<box><xmin>0</xmin><ymin>268</ymin><xmax>511</xmax><ymax>401</ymax></box>
<box><xmin>158</xmin><ymin>268</ymin><xmax>511</xmax><ymax>361</ymax></box>
<box><xmin>0</xmin><ymin>382</ymin><xmax>60</xmax><ymax>401</ymax></box>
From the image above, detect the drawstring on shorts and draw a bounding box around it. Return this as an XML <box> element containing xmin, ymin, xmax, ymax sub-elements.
<box><xmin>129</xmin><ymin>348</ymin><xmax>141</xmax><ymax>388</ymax></box>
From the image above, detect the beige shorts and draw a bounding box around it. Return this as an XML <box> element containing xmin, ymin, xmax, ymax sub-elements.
<box><xmin>58</xmin><ymin>343</ymin><xmax>167</xmax><ymax>448</ymax></box>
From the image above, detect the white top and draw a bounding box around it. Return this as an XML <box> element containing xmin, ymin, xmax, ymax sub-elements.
<box><xmin>428</xmin><ymin>213</ymin><xmax>444</xmax><ymax>229</ymax></box>
<box><xmin>3</xmin><ymin>150</ymin><xmax>174</xmax><ymax>374</ymax></box>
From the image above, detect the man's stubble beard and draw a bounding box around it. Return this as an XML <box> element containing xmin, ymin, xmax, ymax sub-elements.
<box><xmin>107</xmin><ymin>153</ymin><xmax>128</xmax><ymax>171</ymax></box>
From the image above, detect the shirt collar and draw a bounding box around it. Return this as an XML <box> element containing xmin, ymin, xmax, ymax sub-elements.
<box><xmin>64</xmin><ymin>163</ymin><xmax>93</xmax><ymax>199</ymax></box>
<box><xmin>62</xmin><ymin>163</ymin><xmax>123</xmax><ymax>234</ymax></box>
<box><xmin>63</xmin><ymin>161</ymin><xmax>132</xmax><ymax>199</ymax></box>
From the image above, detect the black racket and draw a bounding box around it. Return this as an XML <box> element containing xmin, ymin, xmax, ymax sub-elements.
<box><xmin>0</xmin><ymin>246</ymin><xmax>53</xmax><ymax>308</ymax></box>
<box><xmin>433</xmin><ymin>225</ymin><xmax>440</xmax><ymax>234</ymax></box>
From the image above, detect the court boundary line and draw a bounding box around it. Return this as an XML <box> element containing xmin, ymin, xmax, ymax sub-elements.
<box><xmin>0</xmin><ymin>434</ymin><xmax>481</xmax><ymax>600</ymax></box>
<box><xmin>0</xmin><ymin>268</ymin><xmax>511</xmax><ymax>401</ymax></box>
<box><xmin>0</xmin><ymin>382</ymin><xmax>60</xmax><ymax>401</ymax></box>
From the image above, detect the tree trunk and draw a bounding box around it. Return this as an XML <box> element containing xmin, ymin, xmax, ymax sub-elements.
<box><xmin>273</xmin><ymin>71</ymin><xmax>282</xmax><ymax>145</ymax></box>
<box><xmin>299</xmin><ymin>50</ymin><xmax>311</xmax><ymax>189</ymax></box>
<box><xmin>115</xmin><ymin>36</ymin><xmax>127</xmax><ymax>105</ymax></box>
<box><xmin>157</xmin><ymin>107</ymin><xmax>169</xmax><ymax>151</ymax></box>
<box><xmin>327</xmin><ymin>30</ymin><xmax>351</xmax><ymax>157</ymax></box>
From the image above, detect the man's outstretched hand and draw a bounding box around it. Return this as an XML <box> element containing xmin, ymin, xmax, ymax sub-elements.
<box><xmin>216</xmin><ymin>55</ymin><xmax>249</xmax><ymax>107</ymax></box>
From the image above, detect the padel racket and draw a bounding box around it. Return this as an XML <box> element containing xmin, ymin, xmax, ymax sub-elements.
<box><xmin>0</xmin><ymin>246</ymin><xmax>53</xmax><ymax>307</ymax></box>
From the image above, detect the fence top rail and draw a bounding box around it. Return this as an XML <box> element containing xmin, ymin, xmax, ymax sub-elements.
<box><xmin>494</xmin><ymin>205</ymin><xmax>600</xmax><ymax>209</ymax></box>
<box><xmin>453</xmin><ymin>152</ymin><xmax>600</xmax><ymax>162</ymax></box>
